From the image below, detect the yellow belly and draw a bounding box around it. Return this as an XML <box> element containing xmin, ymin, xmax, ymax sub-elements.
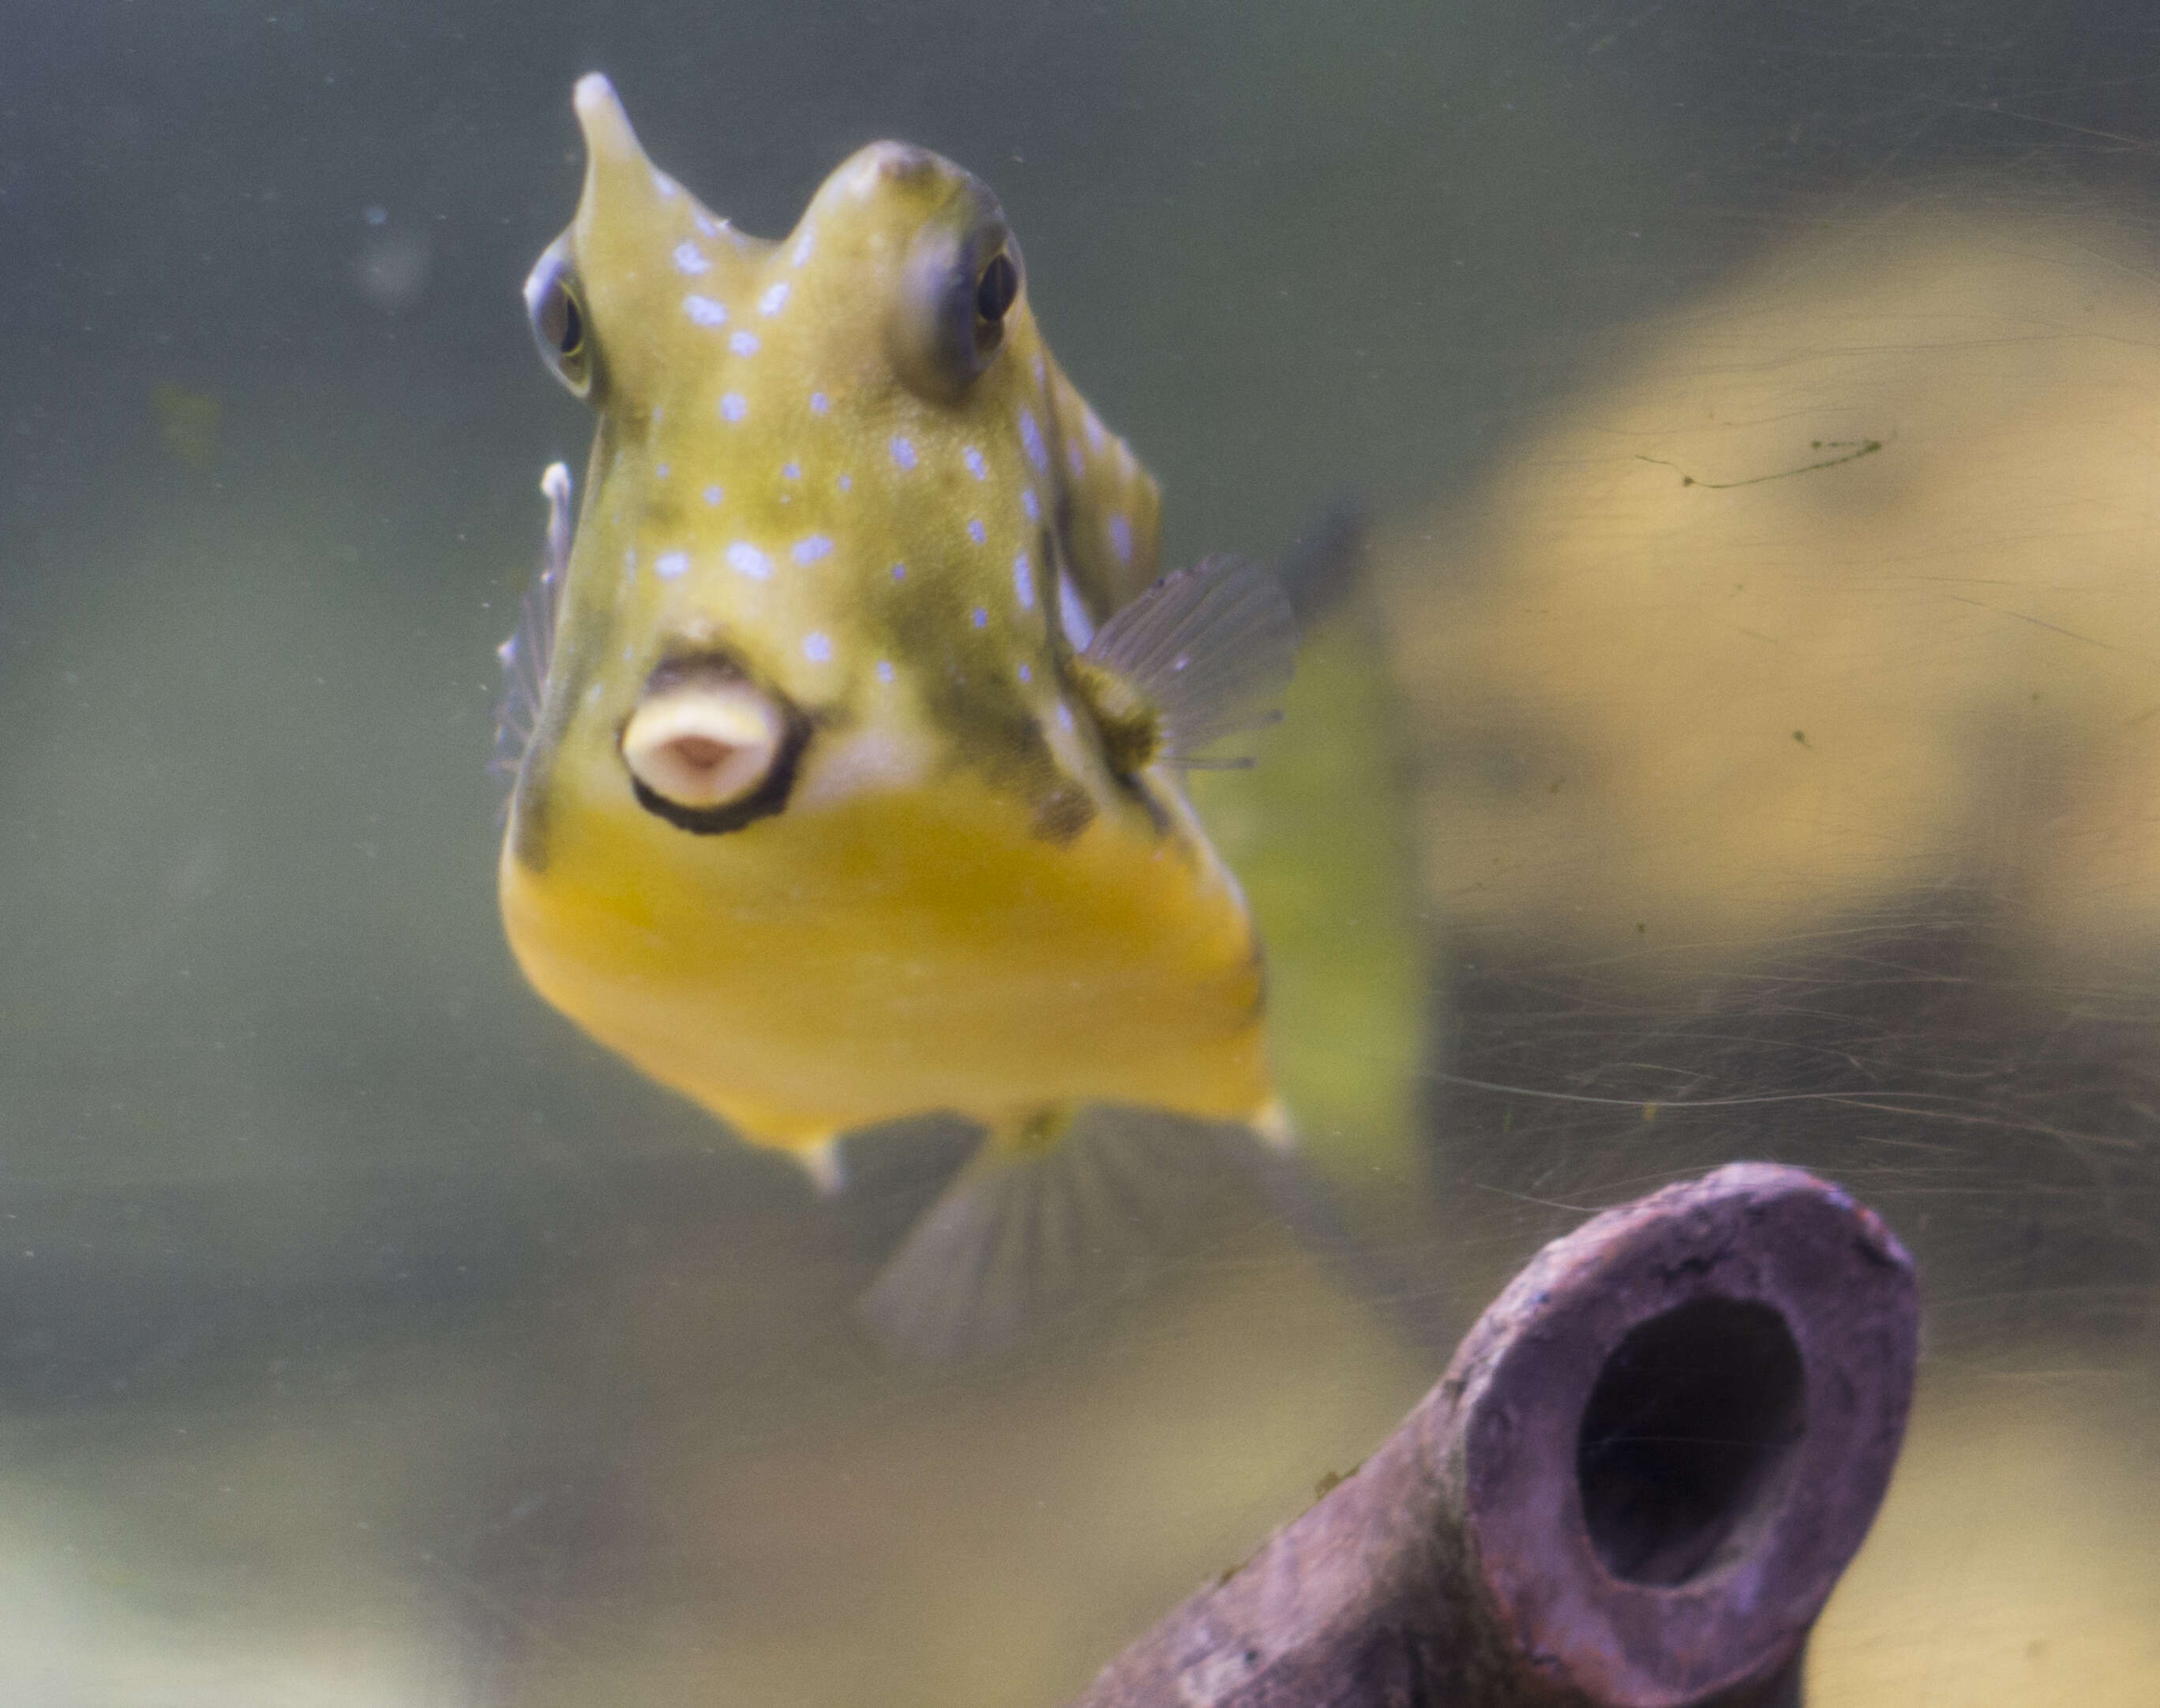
<box><xmin>499</xmin><ymin>775</ymin><xmax>1272</xmax><ymax>1148</ymax></box>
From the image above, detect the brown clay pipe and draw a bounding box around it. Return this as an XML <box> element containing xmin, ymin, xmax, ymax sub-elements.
<box><xmin>1071</xmin><ymin>1163</ymin><xmax>1918</xmax><ymax>1708</ymax></box>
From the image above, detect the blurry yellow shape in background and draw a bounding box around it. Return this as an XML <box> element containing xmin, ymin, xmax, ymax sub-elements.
<box><xmin>1386</xmin><ymin>212</ymin><xmax>2160</xmax><ymax>991</ymax></box>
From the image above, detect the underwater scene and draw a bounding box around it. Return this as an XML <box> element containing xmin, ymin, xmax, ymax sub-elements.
<box><xmin>3</xmin><ymin>2</ymin><xmax>2157</xmax><ymax>1702</ymax></box>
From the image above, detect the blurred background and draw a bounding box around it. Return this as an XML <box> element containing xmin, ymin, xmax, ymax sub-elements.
<box><xmin>3</xmin><ymin>2</ymin><xmax>2158</xmax><ymax>1702</ymax></box>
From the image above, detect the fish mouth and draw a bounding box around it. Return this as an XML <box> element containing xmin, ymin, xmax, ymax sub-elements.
<box><xmin>620</xmin><ymin>654</ymin><xmax>812</xmax><ymax>835</ymax></box>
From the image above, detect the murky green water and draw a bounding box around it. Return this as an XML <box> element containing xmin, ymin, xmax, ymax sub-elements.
<box><xmin>3</xmin><ymin>4</ymin><xmax>2157</xmax><ymax>1702</ymax></box>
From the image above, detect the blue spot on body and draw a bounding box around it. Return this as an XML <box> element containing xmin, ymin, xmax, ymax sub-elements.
<box><xmin>971</xmin><ymin>607</ymin><xmax>989</xmax><ymax>629</ymax></box>
<box><xmin>963</xmin><ymin>446</ymin><xmax>988</xmax><ymax>480</ymax></box>
<box><xmin>703</xmin><ymin>485</ymin><xmax>724</xmax><ymax>505</ymax></box>
<box><xmin>1021</xmin><ymin>489</ymin><xmax>1040</xmax><ymax>524</ymax></box>
<box><xmin>726</xmin><ymin>541</ymin><xmax>771</xmax><ymax>580</ymax></box>
<box><xmin>1108</xmin><ymin>513</ymin><xmax>1133</xmax><ymax>563</ymax></box>
<box><xmin>1018</xmin><ymin>408</ymin><xmax>1048</xmax><ymax>474</ymax></box>
<box><xmin>793</xmin><ymin>534</ymin><xmax>834</xmax><ymax>564</ymax></box>
<box><xmin>811</xmin><ymin>391</ymin><xmax>830</xmax><ymax>414</ymax></box>
<box><xmin>967</xmin><ymin>518</ymin><xmax>987</xmax><ymax>545</ymax></box>
<box><xmin>803</xmin><ymin>631</ymin><xmax>833</xmax><ymax>663</ymax></box>
<box><xmin>890</xmin><ymin>435</ymin><xmax>917</xmax><ymax>470</ymax></box>
<box><xmin>684</xmin><ymin>294</ymin><xmax>727</xmax><ymax>326</ymax></box>
<box><xmin>729</xmin><ymin>331</ymin><xmax>760</xmax><ymax>356</ymax></box>
<box><xmin>721</xmin><ymin>392</ymin><xmax>748</xmax><ymax>422</ymax></box>
<box><xmin>673</xmin><ymin>242</ymin><xmax>711</xmax><ymax>275</ymax></box>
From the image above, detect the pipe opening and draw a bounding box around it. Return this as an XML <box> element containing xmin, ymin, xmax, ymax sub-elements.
<box><xmin>1575</xmin><ymin>1296</ymin><xmax>1805</xmax><ymax>1586</ymax></box>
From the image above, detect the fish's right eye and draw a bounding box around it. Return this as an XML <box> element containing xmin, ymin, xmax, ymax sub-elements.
<box><xmin>523</xmin><ymin>245</ymin><xmax>594</xmax><ymax>398</ymax></box>
<box><xmin>543</xmin><ymin>287</ymin><xmax>583</xmax><ymax>358</ymax></box>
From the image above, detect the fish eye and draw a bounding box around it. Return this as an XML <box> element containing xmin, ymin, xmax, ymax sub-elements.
<box><xmin>544</xmin><ymin>287</ymin><xmax>583</xmax><ymax>358</ymax></box>
<box><xmin>886</xmin><ymin>197</ymin><xmax>1022</xmax><ymax>403</ymax></box>
<box><xmin>975</xmin><ymin>251</ymin><xmax>1018</xmax><ymax>328</ymax></box>
<box><xmin>620</xmin><ymin>662</ymin><xmax>808</xmax><ymax>835</ymax></box>
<box><xmin>523</xmin><ymin>243</ymin><xmax>594</xmax><ymax>399</ymax></box>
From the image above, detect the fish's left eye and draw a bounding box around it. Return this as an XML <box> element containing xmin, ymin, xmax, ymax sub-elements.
<box><xmin>886</xmin><ymin>191</ymin><xmax>1023</xmax><ymax>403</ymax></box>
<box><xmin>975</xmin><ymin>252</ymin><xmax>1018</xmax><ymax>327</ymax></box>
<box><xmin>523</xmin><ymin>242</ymin><xmax>594</xmax><ymax>399</ymax></box>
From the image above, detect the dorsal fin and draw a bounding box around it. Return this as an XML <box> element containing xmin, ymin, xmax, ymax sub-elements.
<box><xmin>1078</xmin><ymin>553</ymin><xmax>1296</xmax><ymax>770</ymax></box>
<box><xmin>492</xmin><ymin>461</ymin><xmax>573</xmax><ymax>787</ymax></box>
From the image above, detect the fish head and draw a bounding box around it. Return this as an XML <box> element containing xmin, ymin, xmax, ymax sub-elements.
<box><xmin>512</xmin><ymin>73</ymin><xmax>1167</xmax><ymax>856</ymax></box>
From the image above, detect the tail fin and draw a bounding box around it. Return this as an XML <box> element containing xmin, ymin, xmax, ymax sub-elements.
<box><xmin>857</xmin><ymin>1107</ymin><xmax>1209</xmax><ymax>1363</ymax></box>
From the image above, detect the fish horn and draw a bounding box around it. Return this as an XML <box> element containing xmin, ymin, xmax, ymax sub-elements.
<box><xmin>572</xmin><ymin>73</ymin><xmax>647</xmax><ymax>168</ymax></box>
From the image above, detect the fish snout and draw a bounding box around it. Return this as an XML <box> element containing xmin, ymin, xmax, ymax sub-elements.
<box><xmin>620</xmin><ymin>661</ymin><xmax>808</xmax><ymax>835</ymax></box>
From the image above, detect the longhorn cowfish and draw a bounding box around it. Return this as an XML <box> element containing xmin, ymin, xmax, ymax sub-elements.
<box><xmin>496</xmin><ymin>74</ymin><xmax>1298</xmax><ymax>1357</ymax></box>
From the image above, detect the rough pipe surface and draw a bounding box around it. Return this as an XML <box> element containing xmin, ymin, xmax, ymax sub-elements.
<box><xmin>1068</xmin><ymin>1163</ymin><xmax>1918</xmax><ymax>1708</ymax></box>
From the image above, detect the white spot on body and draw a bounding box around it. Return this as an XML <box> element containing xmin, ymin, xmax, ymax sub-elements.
<box><xmin>692</xmin><ymin>208</ymin><xmax>718</xmax><ymax>235</ymax></box>
<box><xmin>1013</xmin><ymin>551</ymin><xmax>1034</xmax><ymax>609</ymax></box>
<box><xmin>837</xmin><ymin>474</ymin><xmax>853</xmax><ymax>492</ymax></box>
<box><xmin>810</xmin><ymin>391</ymin><xmax>831</xmax><ymax>415</ymax></box>
<box><xmin>1018</xmin><ymin>408</ymin><xmax>1049</xmax><ymax>474</ymax></box>
<box><xmin>1067</xmin><ymin>438</ymin><xmax>1086</xmax><ymax>479</ymax></box>
<box><xmin>791</xmin><ymin>228</ymin><xmax>816</xmax><ymax>267</ymax></box>
<box><xmin>1056</xmin><ymin>702</ymin><xmax>1075</xmax><ymax>732</ymax></box>
<box><xmin>1108</xmin><ymin>513</ymin><xmax>1134</xmax><ymax>563</ymax></box>
<box><xmin>803</xmin><ymin>631</ymin><xmax>833</xmax><ymax>663</ymax></box>
<box><xmin>703</xmin><ymin>485</ymin><xmax>724</xmax><ymax>506</ymax></box>
<box><xmin>673</xmin><ymin>242</ymin><xmax>711</xmax><ymax>275</ymax></box>
<box><xmin>726</xmin><ymin>541</ymin><xmax>771</xmax><ymax>580</ymax></box>
<box><xmin>876</xmin><ymin>660</ymin><xmax>895</xmax><ymax>684</ymax></box>
<box><xmin>1021</xmin><ymin>489</ymin><xmax>1040</xmax><ymax>524</ymax></box>
<box><xmin>1058</xmin><ymin>575</ymin><xmax>1097</xmax><ymax>649</ymax></box>
<box><xmin>655</xmin><ymin>550</ymin><xmax>689</xmax><ymax>580</ymax></box>
<box><xmin>1084</xmin><ymin>409</ymin><xmax>1106</xmax><ymax>449</ymax></box>
<box><xmin>793</xmin><ymin>534</ymin><xmax>833</xmax><ymax>564</ymax></box>
<box><xmin>967</xmin><ymin>518</ymin><xmax>987</xmax><ymax>545</ymax></box>
<box><xmin>962</xmin><ymin>446</ymin><xmax>987</xmax><ymax>480</ymax></box>
<box><xmin>759</xmin><ymin>281</ymin><xmax>791</xmax><ymax>316</ymax></box>
<box><xmin>653</xmin><ymin>171</ymin><xmax>681</xmax><ymax>199</ymax></box>
<box><xmin>721</xmin><ymin>392</ymin><xmax>748</xmax><ymax>422</ymax></box>
<box><xmin>782</xmin><ymin>461</ymin><xmax>801</xmax><ymax>481</ymax></box>
<box><xmin>890</xmin><ymin>436</ymin><xmax>917</xmax><ymax>470</ymax></box>
<box><xmin>684</xmin><ymin>294</ymin><xmax>728</xmax><ymax>326</ymax></box>
<box><xmin>623</xmin><ymin>546</ymin><xmax>638</xmax><ymax>574</ymax></box>
<box><xmin>729</xmin><ymin>331</ymin><xmax>760</xmax><ymax>356</ymax></box>
<box><xmin>655</xmin><ymin>463</ymin><xmax>670</xmax><ymax>478</ymax></box>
